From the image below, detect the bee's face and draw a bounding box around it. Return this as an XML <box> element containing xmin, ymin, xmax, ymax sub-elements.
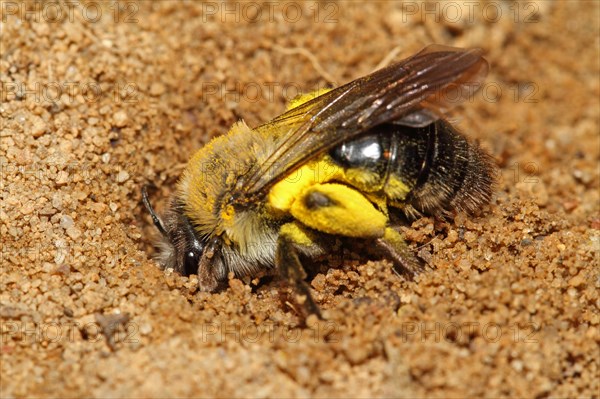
<box><xmin>163</xmin><ymin>206</ymin><xmax>207</xmax><ymax>276</ymax></box>
<box><xmin>143</xmin><ymin>191</ymin><xmax>208</xmax><ymax>277</ymax></box>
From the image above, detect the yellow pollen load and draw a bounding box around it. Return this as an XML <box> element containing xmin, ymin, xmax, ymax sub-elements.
<box><xmin>268</xmin><ymin>157</ymin><xmax>344</xmax><ymax>213</ymax></box>
<box><xmin>279</xmin><ymin>223</ymin><xmax>315</xmax><ymax>246</ymax></box>
<box><xmin>290</xmin><ymin>183</ymin><xmax>387</xmax><ymax>238</ymax></box>
<box><xmin>384</xmin><ymin>174</ymin><xmax>411</xmax><ymax>200</ymax></box>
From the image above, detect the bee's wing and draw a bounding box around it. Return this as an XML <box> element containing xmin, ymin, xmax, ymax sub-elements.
<box><xmin>242</xmin><ymin>45</ymin><xmax>489</xmax><ymax>196</ymax></box>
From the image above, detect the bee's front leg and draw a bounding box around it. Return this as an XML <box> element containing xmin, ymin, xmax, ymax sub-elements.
<box><xmin>197</xmin><ymin>238</ymin><xmax>221</xmax><ymax>292</ymax></box>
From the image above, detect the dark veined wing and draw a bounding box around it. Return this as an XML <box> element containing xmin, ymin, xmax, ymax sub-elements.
<box><xmin>240</xmin><ymin>45</ymin><xmax>489</xmax><ymax>197</ymax></box>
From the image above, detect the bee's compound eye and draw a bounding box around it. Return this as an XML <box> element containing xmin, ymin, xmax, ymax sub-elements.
<box><xmin>183</xmin><ymin>245</ymin><xmax>203</xmax><ymax>276</ymax></box>
<box><xmin>170</xmin><ymin>209</ymin><xmax>207</xmax><ymax>277</ymax></box>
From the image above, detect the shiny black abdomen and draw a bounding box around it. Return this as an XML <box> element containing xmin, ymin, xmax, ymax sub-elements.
<box><xmin>329</xmin><ymin>121</ymin><xmax>495</xmax><ymax>218</ymax></box>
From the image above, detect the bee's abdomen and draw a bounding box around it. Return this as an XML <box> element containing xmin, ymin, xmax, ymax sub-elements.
<box><xmin>398</xmin><ymin>120</ymin><xmax>495</xmax><ymax>217</ymax></box>
<box><xmin>329</xmin><ymin>127</ymin><xmax>394</xmax><ymax>179</ymax></box>
<box><xmin>329</xmin><ymin>121</ymin><xmax>495</xmax><ymax>218</ymax></box>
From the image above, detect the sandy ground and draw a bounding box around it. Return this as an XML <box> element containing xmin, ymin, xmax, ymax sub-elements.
<box><xmin>1</xmin><ymin>1</ymin><xmax>599</xmax><ymax>398</ymax></box>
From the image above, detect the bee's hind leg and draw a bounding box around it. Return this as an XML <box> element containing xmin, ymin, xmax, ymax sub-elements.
<box><xmin>276</xmin><ymin>223</ymin><xmax>323</xmax><ymax>319</ymax></box>
<box><xmin>375</xmin><ymin>227</ymin><xmax>424</xmax><ymax>278</ymax></box>
<box><xmin>287</xmin><ymin>183</ymin><xmax>423</xmax><ymax>280</ymax></box>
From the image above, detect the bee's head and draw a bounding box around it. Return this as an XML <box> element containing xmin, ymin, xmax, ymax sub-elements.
<box><xmin>142</xmin><ymin>186</ymin><xmax>209</xmax><ymax>277</ymax></box>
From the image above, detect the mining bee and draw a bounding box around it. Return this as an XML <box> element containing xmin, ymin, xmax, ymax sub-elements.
<box><xmin>143</xmin><ymin>45</ymin><xmax>496</xmax><ymax>317</ymax></box>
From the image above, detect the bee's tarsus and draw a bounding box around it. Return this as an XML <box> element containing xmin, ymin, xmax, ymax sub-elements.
<box><xmin>375</xmin><ymin>235</ymin><xmax>424</xmax><ymax>279</ymax></box>
<box><xmin>276</xmin><ymin>236</ymin><xmax>323</xmax><ymax>319</ymax></box>
<box><xmin>197</xmin><ymin>238</ymin><xmax>220</xmax><ymax>292</ymax></box>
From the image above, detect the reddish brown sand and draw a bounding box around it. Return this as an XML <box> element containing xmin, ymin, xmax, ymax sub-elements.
<box><xmin>1</xmin><ymin>2</ymin><xmax>598</xmax><ymax>398</ymax></box>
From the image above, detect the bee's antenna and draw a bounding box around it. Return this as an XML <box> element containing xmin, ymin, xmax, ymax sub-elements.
<box><xmin>142</xmin><ymin>185</ymin><xmax>170</xmax><ymax>240</ymax></box>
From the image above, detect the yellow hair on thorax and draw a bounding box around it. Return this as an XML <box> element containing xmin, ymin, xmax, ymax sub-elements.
<box><xmin>286</xmin><ymin>88</ymin><xmax>333</xmax><ymax>110</ymax></box>
<box><xmin>179</xmin><ymin>120</ymin><xmax>276</xmax><ymax>238</ymax></box>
